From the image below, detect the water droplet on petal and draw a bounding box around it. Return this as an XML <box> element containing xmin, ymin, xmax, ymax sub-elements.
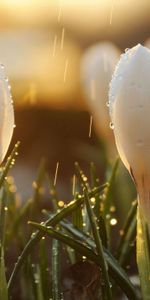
<box><xmin>109</xmin><ymin>122</ymin><xmax>114</xmax><ymax>130</ymax></box>
<box><xmin>0</xmin><ymin>64</ymin><xmax>4</xmax><ymax>69</ymax></box>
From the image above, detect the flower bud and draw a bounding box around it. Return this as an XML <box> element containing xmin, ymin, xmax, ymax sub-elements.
<box><xmin>81</xmin><ymin>42</ymin><xmax>120</xmax><ymax>141</ymax></box>
<box><xmin>109</xmin><ymin>44</ymin><xmax>150</xmax><ymax>222</ymax></box>
<box><xmin>0</xmin><ymin>63</ymin><xmax>14</xmax><ymax>163</ymax></box>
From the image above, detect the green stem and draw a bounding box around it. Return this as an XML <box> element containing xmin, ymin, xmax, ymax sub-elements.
<box><xmin>137</xmin><ymin>205</ymin><xmax>150</xmax><ymax>300</ymax></box>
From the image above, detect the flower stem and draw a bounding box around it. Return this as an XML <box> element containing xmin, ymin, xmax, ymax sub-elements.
<box><xmin>137</xmin><ymin>203</ymin><xmax>150</xmax><ymax>300</ymax></box>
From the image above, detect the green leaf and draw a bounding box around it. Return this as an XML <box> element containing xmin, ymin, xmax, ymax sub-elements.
<box><xmin>39</xmin><ymin>238</ymin><xmax>51</xmax><ymax>300</ymax></box>
<box><xmin>84</xmin><ymin>189</ymin><xmax>112</xmax><ymax>300</ymax></box>
<box><xmin>52</xmin><ymin>239</ymin><xmax>61</xmax><ymax>300</ymax></box>
<box><xmin>103</xmin><ymin>158</ymin><xmax>120</xmax><ymax>216</ymax></box>
<box><xmin>0</xmin><ymin>248</ymin><xmax>8</xmax><ymax>300</ymax></box>
<box><xmin>0</xmin><ymin>187</ymin><xmax>7</xmax><ymax>249</ymax></box>
<box><xmin>117</xmin><ymin>199</ymin><xmax>137</xmax><ymax>265</ymax></box>
<box><xmin>29</xmin><ymin>222</ymin><xmax>138</xmax><ymax>300</ymax></box>
<box><xmin>0</xmin><ymin>142</ymin><xmax>20</xmax><ymax>189</ymax></box>
<box><xmin>8</xmin><ymin>184</ymin><xmax>107</xmax><ymax>292</ymax></box>
<box><xmin>34</xmin><ymin>265</ymin><xmax>44</xmax><ymax>300</ymax></box>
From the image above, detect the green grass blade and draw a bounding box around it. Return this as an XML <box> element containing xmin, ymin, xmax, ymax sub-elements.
<box><xmin>103</xmin><ymin>158</ymin><xmax>120</xmax><ymax>216</ymax></box>
<box><xmin>90</xmin><ymin>162</ymin><xmax>100</xmax><ymax>188</ymax></box>
<box><xmin>8</xmin><ymin>185</ymin><xmax>107</xmax><ymax>292</ymax></box>
<box><xmin>29</xmin><ymin>222</ymin><xmax>138</xmax><ymax>300</ymax></box>
<box><xmin>84</xmin><ymin>189</ymin><xmax>112</xmax><ymax>300</ymax></box>
<box><xmin>0</xmin><ymin>187</ymin><xmax>7</xmax><ymax>249</ymax></box>
<box><xmin>39</xmin><ymin>237</ymin><xmax>51</xmax><ymax>300</ymax></box>
<box><xmin>0</xmin><ymin>248</ymin><xmax>8</xmax><ymax>300</ymax></box>
<box><xmin>52</xmin><ymin>239</ymin><xmax>61</xmax><ymax>300</ymax></box>
<box><xmin>137</xmin><ymin>206</ymin><xmax>150</xmax><ymax>300</ymax></box>
<box><xmin>34</xmin><ymin>265</ymin><xmax>44</xmax><ymax>300</ymax></box>
<box><xmin>117</xmin><ymin>199</ymin><xmax>137</xmax><ymax>263</ymax></box>
<box><xmin>118</xmin><ymin>216</ymin><xmax>136</xmax><ymax>266</ymax></box>
<box><xmin>75</xmin><ymin>162</ymin><xmax>90</xmax><ymax>191</ymax></box>
<box><xmin>0</xmin><ymin>142</ymin><xmax>20</xmax><ymax>189</ymax></box>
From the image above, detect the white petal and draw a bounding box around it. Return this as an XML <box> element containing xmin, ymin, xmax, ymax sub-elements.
<box><xmin>109</xmin><ymin>44</ymin><xmax>150</xmax><ymax>178</ymax></box>
<box><xmin>0</xmin><ymin>64</ymin><xmax>14</xmax><ymax>163</ymax></box>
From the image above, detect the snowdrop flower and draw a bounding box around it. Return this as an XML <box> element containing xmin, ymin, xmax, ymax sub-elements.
<box><xmin>81</xmin><ymin>42</ymin><xmax>120</xmax><ymax>141</ymax></box>
<box><xmin>0</xmin><ymin>63</ymin><xmax>14</xmax><ymax>163</ymax></box>
<box><xmin>109</xmin><ymin>44</ymin><xmax>150</xmax><ymax>223</ymax></box>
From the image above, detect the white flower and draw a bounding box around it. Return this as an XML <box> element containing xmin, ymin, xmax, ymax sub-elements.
<box><xmin>109</xmin><ymin>44</ymin><xmax>150</xmax><ymax>221</ymax></box>
<box><xmin>80</xmin><ymin>42</ymin><xmax>120</xmax><ymax>140</ymax></box>
<box><xmin>0</xmin><ymin>63</ymin><xmax>14</xmax><ymax>163</ymax></box>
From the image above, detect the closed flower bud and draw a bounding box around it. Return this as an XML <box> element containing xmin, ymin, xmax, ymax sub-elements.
<box><xmin>0</xmin><ymin>63</ymin><xmax>14</xmax><ymax>163</ymax></box>
<box><xmin>109</xmin><ymin>44</ymin><xmax>150</xmax><ymax>222</ymax></box>
<box><xmin>81</xmin><ymin>42</ymin><xmax>120</xmax><ymax>141</ymax></box>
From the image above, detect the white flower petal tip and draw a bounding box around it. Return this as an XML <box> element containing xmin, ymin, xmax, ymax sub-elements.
<box><xmin>0</xmin><ymin>63</ymin><xmax>14</xmax><ymax>164</ymax></box>
<box><xmin>109</xmin><ymin>44</ymin><xmax>150</xmax><ymax>220</ymax></box>
<box><xmin>80</xmin><ymin>42</ymin><xmax>120</xmax><ymax>140</ymax></box>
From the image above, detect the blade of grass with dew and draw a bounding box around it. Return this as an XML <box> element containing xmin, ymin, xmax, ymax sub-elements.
<box><xmin>8</xmin><ymin>184</ymin><xmax>107</xmax><ymax>292</ymax></box>
<box><xmin>48</xmin><ymin>172</ymin><xmax>76</xmax><ymax>266</ymax></box>
<box><xmin>47</xmin><ymin>173</ymin><xmax>58</xmax><ymax>211</ymax></box>
<box><xmin>84</xmin><ymin>188</ymin><xmax>112</xmax><ymax>300</ymax></box>
<box><xmin>90</xmin><ymin>162</ymin><xmax>108</xmax><ymax>247</ymax></box>
<box><xmin>0</xmin><ymin>142</ymin><xmax>20</xmax><ymax>189</ymax></box>
<box><xmin>39</xmin><ymin>237</ymin><xmax>51</xmax><ymax>300</ymax></box>
<box><xmin>75</xmin><ymin>162</ymin><xmax>90</xmax><ymax>191</ymax></box>
<box><xmin>75</xmin><ymin>162</ymin><xmax>91</xmax><ymax>233</ymax></box>
<box><xmin>103</xmin><ymin>158</ymin><xmax>119</xmax><ymax>250</ymax></box>
<box><xmin>72</xmin><ymin>173</ymin><xmax>84</xmax><ymax>261</ymax></box>
<box><xmin>90</xmin><ymin>162</ymin><xmax>103</xmax><ymax>221</ymax></box>
<box><xmin>29</xmin><ymin>222</ymin><xmax>138</xmax><ymax>300</ymax></box>
<box><xmin>72</xmin><ymin>174</ymin><xmax>83</xmax><ymax>233</ymax></box>
<box><xmin>0</xmin><ymin>248</ymin><xmax>8</xmax><ymax>300</ymax></box>
<box><xmin>72</xmin><ymin>194</ymin><xmax>83</xmax><ymax>262</ymax></box>
<box><xmin>52</xmin><ymin>239</ymin><xmax>61</xmax><ymax>300</ymax></box>
<box><xmin>90</xmin><ymin>162</ymin><xmax>100</xmax><ymax>188</ymax></box>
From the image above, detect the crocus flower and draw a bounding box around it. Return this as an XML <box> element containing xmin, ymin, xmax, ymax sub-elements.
<box><xmin>0</xmin><ymin>63</ymin><xmax>14</xmax><ymax>163</ymax></box>
<box><xmin>109</xmin><ymin>44</ymin><xmax>150</xmax><ymax>223</ymax></box>
<box><xmin>80</xmin><ymin>42</ymin><xmax>120</xmax><ymax>141</ymax></box>
<box><xmin>109</xmin><ymin>44</ymin><xmax>150</xmax><ymax>298</ymax></box>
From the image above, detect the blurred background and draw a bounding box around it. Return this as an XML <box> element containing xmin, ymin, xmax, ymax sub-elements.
<box><xmin>1</xmin><ymin>0</ymin><xmax>150</xmax><ymax>211</ymax></box>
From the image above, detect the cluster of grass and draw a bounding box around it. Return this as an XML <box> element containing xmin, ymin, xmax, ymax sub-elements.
<box><xmin>0</xmin><ymin>142</ymin><xmax>139</xmax><ymax>300</ymax></box>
